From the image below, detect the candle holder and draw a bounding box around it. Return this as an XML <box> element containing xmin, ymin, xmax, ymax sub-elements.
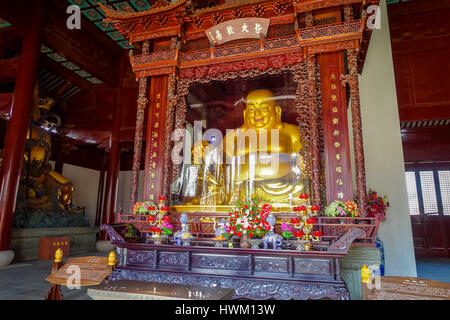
<box><xmin>291</xmin><ymin>194</ymin><xmax>322</xmax><ymax>251</ymax></box>
<box><xmin>145</xmin><ymin>196</ymin><xmax>171</xmax><ymax>244</ymax></box>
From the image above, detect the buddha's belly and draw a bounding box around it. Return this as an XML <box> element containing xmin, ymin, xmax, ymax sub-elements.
<box><xmin>229</xmin><ymin>153</ymin><xmax>296</xmax><ymax>183</ymax></box>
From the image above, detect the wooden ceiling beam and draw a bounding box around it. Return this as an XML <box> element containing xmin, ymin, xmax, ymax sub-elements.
<box><xmin>40</xmin><ymin>54</ymin><xmax>93</xmax><ymax>92</ymax></box>
<box><xmin>0</xmin><ymin>0</ymin><xmax>122</xmax><ymax>88</ymax></box>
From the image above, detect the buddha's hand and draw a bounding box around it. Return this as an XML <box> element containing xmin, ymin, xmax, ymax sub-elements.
<box><xmin>192</xmin><ymin>140</ymin><xmax>210</xmax><ymax>164</ymax></box>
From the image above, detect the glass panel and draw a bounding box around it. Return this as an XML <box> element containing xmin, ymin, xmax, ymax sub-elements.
<box><xmin>419</xmin><ymin>171</ymin><xmax>438</xmax><ymax>215</ymax></box>
<box><xmin>438</xmin><ymin>170</ymin><xmax>450</xmax><ymax>216</ymax></box>
<box><xmin>171</xmin><ymin>72</ymin><xmax>311</xmax><ymax>212</ymax></box>
<box><xmin>405</xmin><ymin>171</ymin><xmax>420</xmax><ymax>215</ymax></box>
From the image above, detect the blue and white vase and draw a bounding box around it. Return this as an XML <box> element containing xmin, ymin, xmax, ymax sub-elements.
<box><xmin>375</xmin><ymin>235</ymin><xmax>385</xmax><ymax>276</ymax></box>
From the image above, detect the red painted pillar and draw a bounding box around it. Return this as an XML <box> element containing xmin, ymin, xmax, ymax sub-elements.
<box><xmin>101</xmin><ymin>55</ymin><xmax>125</xmax><ymax>239</ymax></box>
<box><xmin>0</xmin><ymin>0</ymin><xmax>44</xmax><ymax>251</ymax></box>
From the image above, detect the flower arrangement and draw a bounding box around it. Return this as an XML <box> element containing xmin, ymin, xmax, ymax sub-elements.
<box><xmin>161</xmin><ymin>216</ymin><xmax>173</xmax><ymax>235</ymax></box>
<box><xmin>324</xmin><ymin>201</ymin><xmax>345</xmax><ymax>217</ymax></box>
<box><xmin>281</xmin><ymin>221</ymin><xmax>293</xmax><ymax>239</ymax></box>
<box><xmin>132</xmin><ymin>201</ymin><xmax>158</xmax><ymax>215</ymax></box>
<box><xmin>344</xmin><ymin>200</ymin><xmax>359</xmax><ymax>217</ymax></box>
<box><xmin>149</xmin><ymin>226</ymin><xmax>161</xmax><ymax>233</ymax></box>
<box><xmin>324</xmin><ymin>200</ymin><xmax>359</xmax><ymax>217</ymax></box>
<box><xmin>367</xmin><ymin>189</ymin><xmax>389</xmax><ymax>221</ymax></box>
<box><xmin>227</xmin><ymin>199</ymin><xmax>271</xmax><ymax>239</ymax></box>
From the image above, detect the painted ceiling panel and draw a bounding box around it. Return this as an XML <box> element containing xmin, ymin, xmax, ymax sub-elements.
<box><xmin>0</xmin><ymin>18</ymin><xmax>11</xmax><ymax>28</ymax></box>
<box><xmin>67</xmin><ymin>0</ymin><xmax>155</xmax><ymax>49</ymax></box>
<box><xmin>41</xmin><ymin>44</ymin><xmax>102</xmax><ymax>84</ymax></box>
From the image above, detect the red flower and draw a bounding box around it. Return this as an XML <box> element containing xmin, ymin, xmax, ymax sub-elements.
<box><xmin>294</xmin><ymin>231</ymin><xmax>304</xmax><ymax>238</ymax></box>
<box><xmin>160</xmin><ymin>206</ymin><xmax>170</xmax><ymax>211</ymax></box>
<box><xmin>148</xmin><ymin>206</ymin><xmax>156</xmax><ymax>211</ymax></box>
<box><xmin>163</xmin><ymin>216</ymin><xmax>171</xmax><ymax>222</ymax></box>
<box><xmin>299</xmin><ymin>205</ymin><xmax>307</xmax><ymax>211</ymax></box>
<box><xmin>147</xmin><ymin>216</ymin><xmax>155</xmax><ymax>222</ymax></box>
<box><xmin>307</xmin><ymin>218</ymin><xmax>317</xmax><ymax>225</ymax></box>
<box><xmin>291</xmin><ymin>218</ymin><xmax>300</xmax><ymax>224</ymax></box>
<box><xmin>299</xmin><ymin>193</ymin><xmax>309</xmax><ymax>200</ymax></box>
<box><xmin>311</xmin><ymin>205</ymin><xmax>320</xmax><ymax>212</ymax></box>
<box><xmin>237</xmin><ymin>232</ymin><xmax>241</xmax><ymax>237</ymax></box>
<box><xmin>232</xmin><ymin>226</ymin><xmax>236</xmax><ymax>231</ymax></box>
<box><xmin>249</xmin><ymin>233</ymin><xmax>254</xmax><ymax>238</ymax></box>
<box><xmin>313</xmin><ymin>231</ymin><xmax>322</xmax><ymax>237</ymax></box>
<box><xmin>159</xmin><ymin>196</ymin><xmax>166</xmax><ymax>201</ymax></box>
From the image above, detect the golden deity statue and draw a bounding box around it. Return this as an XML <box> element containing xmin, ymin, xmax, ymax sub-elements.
<box><xmin>0</xmin><ymin>85</ymin><xmax>75</xmax><ymax>212</ymax></box>
<box><xmin>176</xmin><ymin>89</ymin><xmax>309</xmax><ymax>210</ymax></box>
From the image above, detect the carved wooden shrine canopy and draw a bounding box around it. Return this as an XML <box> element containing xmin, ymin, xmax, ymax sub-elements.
<box><xmin>101</xmin><ymin>0</ymin><xmax>379</xmax><ymax>216</ymax></box>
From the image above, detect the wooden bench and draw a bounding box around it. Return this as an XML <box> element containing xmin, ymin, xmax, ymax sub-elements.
<box><xmin>361</xmin><ymin>271</ymin><xmax>450</xmax><ymax>300</ymax></box>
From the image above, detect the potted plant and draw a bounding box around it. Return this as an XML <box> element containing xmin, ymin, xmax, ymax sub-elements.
<box><xmin>366</xmin><ymin>189</ymin><xmax>389</xmax><ymax>222</ymax></box>
<box><xmin>281</xmin><ymin>221</ymin><xmax>294</xmax><ymax>247</ymax></box>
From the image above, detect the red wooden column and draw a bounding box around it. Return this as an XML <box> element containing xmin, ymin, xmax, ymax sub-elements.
<box><xmin>319</xmin><ymin>51</ymin><xmax>353</xmax><ymax>204</ymax></box>
<box><xmin>101</xmin><ymin>56</ymin><xmax>125</xmax><ymax>238</ymax></box>
<box><xmin>143</xmin><ymin>75</ymin><xmax>169</xmax><ymax>202</ymax></box>
<box><xmin>0</xmin><ymin>0</ymin><xmax>44</xmax><ymax>252</ymax></box>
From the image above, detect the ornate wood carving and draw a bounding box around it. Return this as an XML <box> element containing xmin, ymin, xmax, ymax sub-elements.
<box><xmin>127</xmin><ymin>250</ymin><xmax>155</xmax><ymax>265</ymax></box>
<box><xmin>109</xmin><ymin>268</ymin><xmax>350</xmax><ymax>300</ymax></box>
<box><xmin>162</xmin><ymin>73</ymin><xmax>177</xmax><ymax>198</ymax></box>
<box><xmin>100</xmin><ymin>224</ymin><xmax>124</xmax><ymax>244</ymax></box>
<box><xmin>294</xmin><ymin>0</ymin><xmax>362</xmax><ymax>13</ymax></box>
<box><xmin>160</xmin><ymin>252</ymin><xmax>187</xmax><ymax>266</ymax></box>
<box><xmin>328</xmin><ymin>227</ymin><xmax>366</xmax><ymax>253</ymax></box>
<box><xmin>306</xmin><ymin>55</ymin><xmax>322</xmax><ymax>206</ymax></box>
<box><xmin>272</xmin><ymin>1</ymin><xmax>289</xmax><ymax>16</ymax></box>
<box><xmin>194</xmin><ymin>255</ymin><xmax>246</xmax><ymax>270</ymax></box>
<box><xmin>294</xmin><ymin>259</ymin><xmax>331</xmax><ymax>275</ymax></box>
<box><xmin>254</xmin><ymin>257</ymin><xmax>288</xmax><ymax>273</ymax></box>
<box><xmin>129</xmin><ymin>40</ymin><xmax>148</xmax><ymax>212</ymax></box>
<box><xmin>341</xmin><ymin>48</ymin><xmax>368</xmax><ymax>216</ymax></box>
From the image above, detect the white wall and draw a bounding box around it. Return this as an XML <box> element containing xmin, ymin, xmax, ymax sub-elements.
<box><xmin>61</xmin><ymin>164</ymin><xmax>100</xmax><ymax>226</ymax></box>
<box><xmin>351</xmin><ymin>0</ymin><xmax>417</xmax><ymax>276</ymax></box>
<box><xmin>54</xmin><ymin>163</ymin><xmax>145</xmax><ymax>224</ymax></box>
<box><xmin>117</xmin><ymin>170</ymin><xmax>145</xmax><ymax>215</ymax></box>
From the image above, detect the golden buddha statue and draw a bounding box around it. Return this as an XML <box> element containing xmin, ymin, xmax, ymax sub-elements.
<box><xmin>178</xmin><ymin>89</ymin><xmax>309</xmax><ymax>209</ymax></box>
<box><xmin>15</xmin><ymin>85</ymin><xmax>74</xmax><ymax>211</ymax></box>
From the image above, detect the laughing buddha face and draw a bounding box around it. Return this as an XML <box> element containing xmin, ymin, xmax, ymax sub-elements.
<box><xmin>243</xmin><ymin>89</ymin><xmax>282</xmax><ymax>130</ymax></box>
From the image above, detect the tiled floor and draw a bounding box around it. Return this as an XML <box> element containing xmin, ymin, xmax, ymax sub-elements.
<box><xmin>0</xmin><ymin>251</ymin><xmax>109</xmax><ymax>300</ymax></box>
<box><xmin>416</xmin><ymin>258</ymin><xmax>450</xmax><ymax>283</ymax></box>
<box><xmin>0</xmin><ymin>254</ymin><xmax>449</xmax><ymax>299</ymax></box>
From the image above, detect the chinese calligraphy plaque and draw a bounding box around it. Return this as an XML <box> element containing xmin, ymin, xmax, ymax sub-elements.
<box><xmin>205</xmin><ymin>18</ymin><xmax>270</xmax><ymax>46</ymax></box>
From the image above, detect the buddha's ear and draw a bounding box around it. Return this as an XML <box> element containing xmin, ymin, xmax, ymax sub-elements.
<box><xmin>275</xmin><ymin>106</ymin><xmax>282</xmax><ymax>121</ymax></box>
<box><xmin>243</xmin><ymin>108</ymin><xmax>247</xmax><ymax>121</ymax></box>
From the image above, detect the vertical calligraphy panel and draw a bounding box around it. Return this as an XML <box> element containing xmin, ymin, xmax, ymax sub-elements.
<box><xmin>143</xmin><ymin>75</ymin><xmax>168</xmax><ymax>202</ymax></box>
<box><xmin>319</xmin><ymin>51</ymin><xmax>353</xmax><ymax>204</ymax></box>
